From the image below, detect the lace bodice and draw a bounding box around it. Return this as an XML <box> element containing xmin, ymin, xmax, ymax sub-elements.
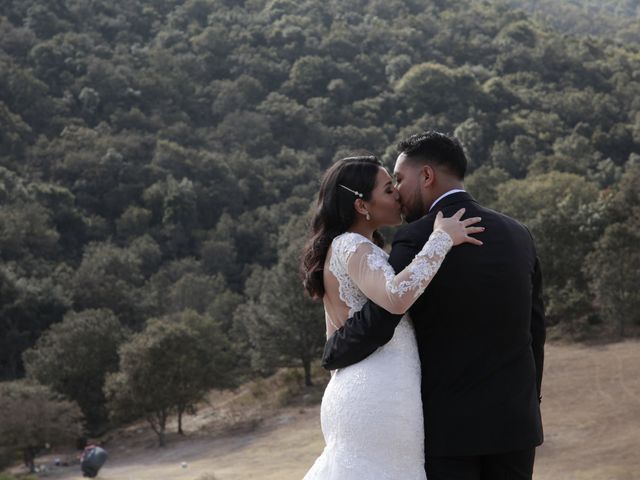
<box><xmin>328</xmin><ymin>229</ymin><xmax>453</xmax><ymax>324</ymax></box>
<box><xmin>329</xmin><ymin>233</ymin><xmax>372</xmax><ymax>317</ymax></box>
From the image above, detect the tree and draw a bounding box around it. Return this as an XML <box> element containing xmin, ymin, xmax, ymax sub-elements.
<box><xmin>0</xmin><ymin>266</ymin><xmax>70</xmax><ymax>380</ymax></box>
<box><xmin>0</xmin><ymin>101</ymin><xmax>32</xmax><ymax>160</ymax></box>
<box><xmin>71</xmin><ymin>242</ymin><xmax>146</xmax><ymax>326</ymax></box>
<box><xmin>464</xmin><ymin>165</ymin><xmax>510</xmax><ymax>208</ymax></box>
<box><xmin>395</xmin><ymin>62</ymin><xmax>481</xmax><ymax>117</ymax></box>
<box><xmin>28</xmin><ymin>182</ymin><xmax>86</xmax><ymax>258</ymax></box>
<box><xmin>23</xmin><ymin>309</ymin><xmax>126</xmax><ymax>430</ymax></box>
<box><xmin>146</xmin><ymin>257</ymin><xmax>221</xmax><ymax>314</ymax></box>
<box><xmin>166</xmin><ymin>272</ymin><xmax>226</xmax><ymax>315</ymax></box>
<box><xmin>0</xmin><ymin>381</ymin><xmax>83</xmax><ymax>473</ymax></box>
<box><xmin>0</xmin><ymin>267</ymin><xmax>23</xmax><ymax>379</ymax></box>
<box><xmin>489</xmin><ymin>140</ymin><xmax>519</xmax><ymax>177</ymax></box>
<box><xmin>495</xmin><ymin>172</ymin><xmax>602</xmax><ymax>327</ymax></box>
<box><xmin>0</xmin><ymin>201</ymin><xmax>59</xmax><ymax>260</ymax></box>
<box><xmin>116</xmin><ymin>206</ymin><xmax>153</xmax><ymax>239</ymax></box>
<box><xmin>235</xmin><ymin>217</ymin><xmax>325</xmax><ymax>386</ymax></box>
<box><xmin>171</xmin><ymin>310</ymin><xmax>234</xmax><ymax>433</ymax></box>
<box><xmin>607</xmin><ymin>160</ymin><xmax>640</xmax><ymax>224</ymax></box>
<box><xmin>128</xmin><ymin>234</ymin><xmax>163</xmax><ymax>277</ymax></box>
<box><xmin>211</xmin><ymin>74</ymin><xmax>265</xmax><ymax>119</ymax></box>
<box><xmin>105</xmin><ymin>317</ymin><xmax>229</xmax><ymax>445</ymax></box>
<box><xmin>454</xmin><ymin>117</ymin><xmax>485</xmax><ymax>172</ymax></box>
<box><xmin>286</xmin><ymin>55</ymin><xmax>335</xmax><ymax>99</ymax></box>
<box><xmin>585</xmin><ymin>212</ymin><xmax>640</xmax><ymax>337</ymax></box>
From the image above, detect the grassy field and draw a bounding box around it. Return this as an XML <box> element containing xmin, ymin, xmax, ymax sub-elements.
<box><xmin>15</xmin><ymin>340</ymin><xmax>640</xmax><ymax>480</ymax></box>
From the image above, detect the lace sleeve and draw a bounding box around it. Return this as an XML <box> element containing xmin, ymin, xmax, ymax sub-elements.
<box><xmin>346</xmin><ymin>230</ymin><xmax>453</xmax><ymax>315</ymax></box>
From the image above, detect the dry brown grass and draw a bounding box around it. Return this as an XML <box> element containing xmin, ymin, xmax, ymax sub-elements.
<box><xmin>534</xmin><ymin>340</ymin><xmax>640</xmax><ymax>480</ymax></box>
<box><xmin>13</xmin><ymin>341</ymin><xmax>640</xmax><ymax>480</ymax></box>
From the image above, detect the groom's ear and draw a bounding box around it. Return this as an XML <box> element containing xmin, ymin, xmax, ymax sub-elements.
<box><xmin>421</xmin><ymin>164</ymin><xmax>436</xmax><ymax>187</ymax></box>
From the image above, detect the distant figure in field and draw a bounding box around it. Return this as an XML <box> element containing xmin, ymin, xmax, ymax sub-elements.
<box><xmin>80</xmin><ymin>444</ymin><xmax>108</xmax><ymax>478</ymax></box>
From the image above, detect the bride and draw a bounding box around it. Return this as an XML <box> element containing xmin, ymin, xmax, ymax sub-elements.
<box><xmin>300</xmin><ymin>155</ymin><xmax>483</xmax><ymax>479</ymax></box>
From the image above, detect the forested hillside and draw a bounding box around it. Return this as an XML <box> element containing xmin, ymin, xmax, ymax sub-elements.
<box><xmin>509</xmin><ymin>0</ymin><xmax>640</xmax><ymax>42</ymax></box>
<box><xmin>1</xmin><ymin>0</ymin><xmax>639</xmax><ymax>443</ymax></box>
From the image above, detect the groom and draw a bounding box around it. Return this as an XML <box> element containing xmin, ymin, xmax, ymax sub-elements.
<box><xmin>322</xmin><ymin>131</ymin><xmax>545</xmax><ymax>480</ymax></box>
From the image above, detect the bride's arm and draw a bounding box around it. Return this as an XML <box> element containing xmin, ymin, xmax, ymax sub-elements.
<box><xmin>346</xmin><ymin>230</ymin><xmax>452</xmax><ymax>314</ymax></box>
<box><xmin>346</xmin><ymin>209</ymin><xmax>483</xmax><ymax>315</ymax></box>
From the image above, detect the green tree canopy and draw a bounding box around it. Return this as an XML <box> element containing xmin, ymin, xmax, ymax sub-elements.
<box><xmin>235</xmin><ymin>217</ymin><xmax>325</xmax><ymax>386</ymax></box>
<box><xmin>23</xmin><ymin>309</ymin><xmax>126</xmax><ymax>430</ymax></box>
<box><xmin>495</xmin><ymin>172</ymin><xmax>602</xmax><ymax>325</ymax></box>
<box><xmin>0</xmin><ymin>381</ymin><xmax>83</xmax><ymax>473</ymax></box>
<box><xmin>585</xmin><ymin>212</ymin><xmax>640</xmax><ymax>336</ymax></box>
<box><xmin>105</xmin><ymin>314</ymin><xmax>231</xmax><ymax>445</ymax></box>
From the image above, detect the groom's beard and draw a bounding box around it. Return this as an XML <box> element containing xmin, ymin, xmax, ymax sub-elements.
<box><xmin>402</xmin><ymin>181</ymin><xmax>428</xmax><ymax>223</ymax></box>
<box><xmin>403</xmin><ymin>196</ymin><xmax>427</xmax><ymax>223</ymax></box>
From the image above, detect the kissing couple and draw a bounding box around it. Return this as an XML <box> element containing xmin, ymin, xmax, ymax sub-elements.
<box><xmin>301</xmin><ymin>131</ymin><xmax>545</xmax><ymax>480</ymax></box>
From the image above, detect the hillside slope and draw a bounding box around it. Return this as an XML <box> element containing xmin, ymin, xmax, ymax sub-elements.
<box><xmin>25</xmin><ymin>341</ymin><xmax>640</xmax><ymax>480</ymax></box>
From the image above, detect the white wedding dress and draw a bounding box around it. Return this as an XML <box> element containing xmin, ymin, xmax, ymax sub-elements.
<box><xmin>303</xmin><ymin>230</ymin><xmax>453</xmax><ymax>480</ymax></box>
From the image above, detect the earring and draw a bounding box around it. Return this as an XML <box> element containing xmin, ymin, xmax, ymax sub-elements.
<box><xmin>366</xmin><ymin>212</ymin><xmax>371</xmax><ymax>221</ymax></box>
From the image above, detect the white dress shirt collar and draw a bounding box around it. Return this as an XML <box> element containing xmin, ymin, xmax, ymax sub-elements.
<box><xmin>429</xmin><ymin>189</ymin><xmax>466</xmax><ymax>212</ymax></box>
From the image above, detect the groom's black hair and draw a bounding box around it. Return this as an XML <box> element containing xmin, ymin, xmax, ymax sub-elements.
<box><xmin>397</xmin><ymin>130</ymin><xmax>467</xmax><ymax>179</ymax></box>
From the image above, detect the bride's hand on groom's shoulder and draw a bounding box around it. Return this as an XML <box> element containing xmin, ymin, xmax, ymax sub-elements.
<box><xmin>434</xmin><ymin>208</ymin><xmax>484</xmax><ymax>246</ymax></box>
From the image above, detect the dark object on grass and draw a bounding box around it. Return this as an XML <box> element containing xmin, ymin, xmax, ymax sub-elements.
<box><xmin>80</xmin><ymin>445</ymin><xmax>108</xmax><ymax>478</ymax></box>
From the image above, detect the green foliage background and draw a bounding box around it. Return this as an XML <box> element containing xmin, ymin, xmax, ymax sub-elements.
<box><xmin>1</xmin><ymin>0</ymin><xmax>639</xmax><ymax>410</ymax></box>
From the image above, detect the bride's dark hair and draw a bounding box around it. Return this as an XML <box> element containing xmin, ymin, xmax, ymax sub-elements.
<box><xmin>301</xmin><ymin>155</ymin><xmax>385</xmax><ymax>299</ymax></box>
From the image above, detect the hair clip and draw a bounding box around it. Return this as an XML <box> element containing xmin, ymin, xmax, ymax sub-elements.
<box><xmin>339</xmin><ymin>184</ymin><xmax>363</xmax><ymax>198</ymax></box>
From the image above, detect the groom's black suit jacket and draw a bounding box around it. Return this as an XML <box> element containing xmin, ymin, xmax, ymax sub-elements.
<box><xmin>322</xmin><ymin>192</ymin><xmax>545</xmax><ymax>457</ymax></box>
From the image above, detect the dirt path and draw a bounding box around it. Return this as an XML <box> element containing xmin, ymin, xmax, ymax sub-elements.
<box><xmin>30</xmin><ymin>341</ymin><xmax>640</xmax><ymax>480</ymax></box>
